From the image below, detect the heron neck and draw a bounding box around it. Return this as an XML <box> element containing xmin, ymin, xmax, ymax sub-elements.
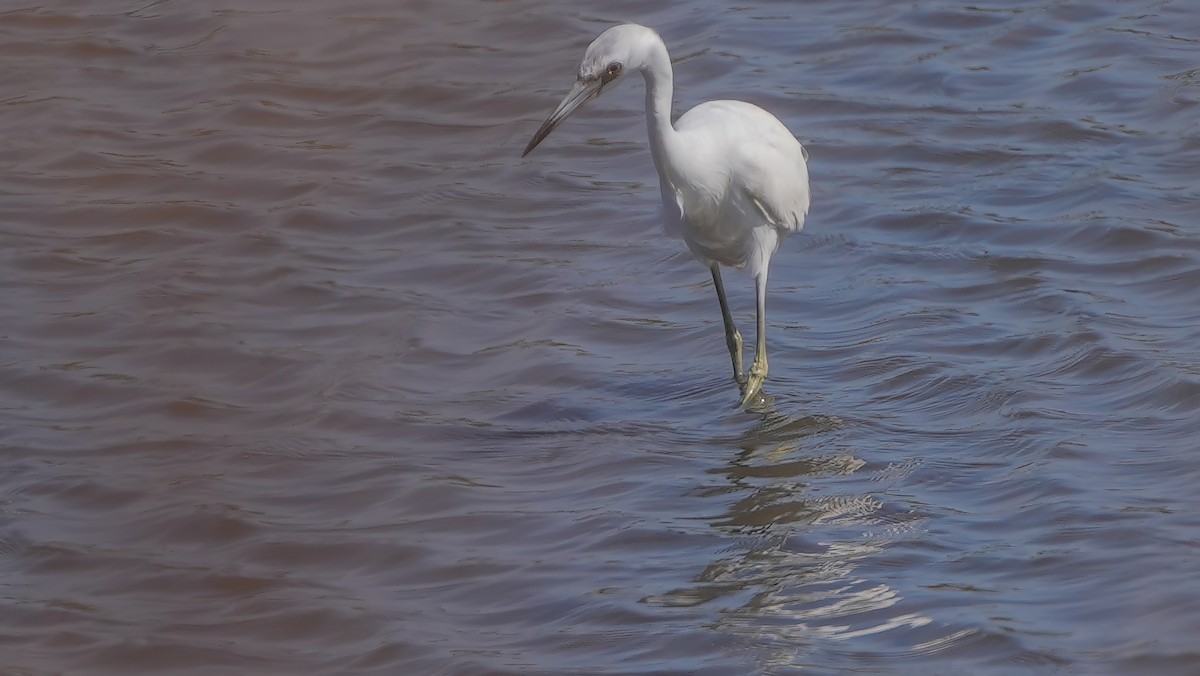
<box><xmin>641</xmin><ymin>42</ymin><xmax>677</xmax><ymax>172</ymax></box>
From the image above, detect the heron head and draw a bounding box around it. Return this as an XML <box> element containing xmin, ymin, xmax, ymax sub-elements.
<box><xmin>522</xmin><ymin>24</ymin><xmax>660</xmax><ymax>156</ymax></box>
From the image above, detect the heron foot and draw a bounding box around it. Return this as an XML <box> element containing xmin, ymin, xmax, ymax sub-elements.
<box><xmin>737</xmin><ymin>374</ymin><xmax>764</xmax><ymax>408</ymax></box>
<box><xmin>736</xmin><ymin>360</ymin><xmax>768</xmax><ymax>408</ymax></box>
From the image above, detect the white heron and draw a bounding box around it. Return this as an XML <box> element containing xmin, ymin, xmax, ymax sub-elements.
<box><xmin>523</xmin><ymin>23</ymin><xmax>811</xmax><ymax>408</ymax></box>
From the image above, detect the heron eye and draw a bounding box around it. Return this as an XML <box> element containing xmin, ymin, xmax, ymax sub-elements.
<box><xmin>606</xmin><ymin>62</ymin><xmax>623</xmax><ymax>76</ymax></box>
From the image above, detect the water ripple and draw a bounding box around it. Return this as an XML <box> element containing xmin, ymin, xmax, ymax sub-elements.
<box><xmin>3</xmin><ymin>0</ymin><xmax>1200</xmax><ymax>674</ymax></box>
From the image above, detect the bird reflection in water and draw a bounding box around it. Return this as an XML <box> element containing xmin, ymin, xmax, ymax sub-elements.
<box><xmin>645</xmin><ymin>409</ymin><xmax>932</xmax><ymax>666</ymax></box>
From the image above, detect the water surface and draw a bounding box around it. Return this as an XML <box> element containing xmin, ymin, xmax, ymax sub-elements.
<box><xmin>2</xmin><ymin>0</ymin><xmax>1199</xmax><ymax>673</ymax></box>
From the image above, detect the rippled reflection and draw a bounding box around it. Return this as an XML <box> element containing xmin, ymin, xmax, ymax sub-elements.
<box><xmin>648</xmin><ymin>408</ymin><xmax>939</xmax><ymax>668</ymax></box>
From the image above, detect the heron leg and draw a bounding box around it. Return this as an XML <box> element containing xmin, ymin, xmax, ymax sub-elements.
<box><xmin>738</xmin><ymin>272</ymin><xmax>769</xmax><ymax>408</ymax></box>
<box><xmin>710</xmin><ymin>264</ymin><xmax>744</xmax><ymax>385</ymax></box>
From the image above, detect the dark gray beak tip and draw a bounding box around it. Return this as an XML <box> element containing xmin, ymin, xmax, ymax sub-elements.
<box><xmin>521</xmin><ymin>79</ymin><xmax>599</xmax><ymax>159</ymax></box>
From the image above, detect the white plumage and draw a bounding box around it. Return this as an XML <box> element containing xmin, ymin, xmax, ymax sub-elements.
<box><xmin>523</xmin><ymin>24</ymin><xmax>811</xmax><ymax>407</ymax></box>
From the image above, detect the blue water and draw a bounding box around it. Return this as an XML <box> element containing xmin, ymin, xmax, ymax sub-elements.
<box><xmin>2</xmin><ymin>0</ymin><xmax>1198</xmax><ymax>673</ymax></box>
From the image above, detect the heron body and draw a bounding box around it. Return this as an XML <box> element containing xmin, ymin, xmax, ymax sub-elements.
<box><xmin>523</xmin><ymin>24</ymin><xmax>811</xmax><ymax>407</ymax></box>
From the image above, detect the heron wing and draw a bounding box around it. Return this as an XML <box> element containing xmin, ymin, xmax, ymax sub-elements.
<box><xmin>733</xmin><ymin>124</ymin><xmax>811</xmax><ymax>233</ymax></box>
<box><xmin>676</xmin><ymin>100</ymin><xmax>811</xmax><ymax>234</ymax></box>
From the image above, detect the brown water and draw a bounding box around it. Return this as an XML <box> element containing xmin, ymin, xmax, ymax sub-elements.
<box><xmin>3</xmin><ymin>0</ymin><xmax>1200</xmax><ymax>673</ymax></box>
